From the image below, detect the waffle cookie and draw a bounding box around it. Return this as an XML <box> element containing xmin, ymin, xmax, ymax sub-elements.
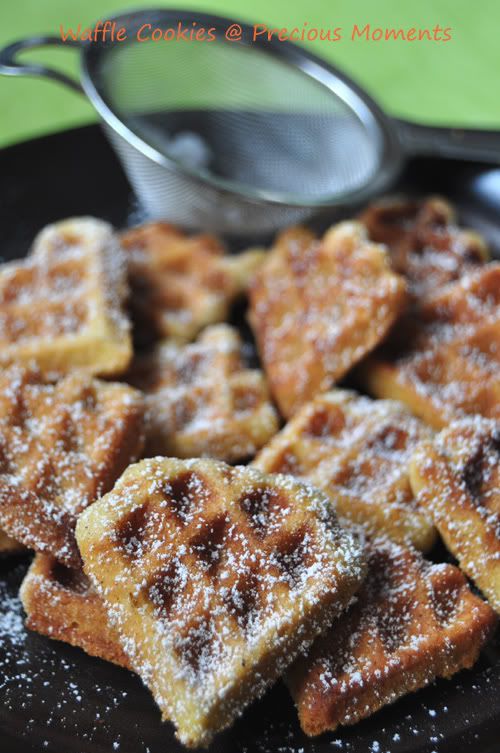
<box><xmin>0</xmin><ymin>366</ymin><xmax>144</xmax><ymax>567</ymax></box>
<box><xmin>20</xmin><ymin>554</ymin><xmax>131</xmax><ymax>668</ymax></box>
<box><xmin>248</xmin><ymin>222</ymin><xmax>407</xmax><ymax>418</ymax></box>
<box><xmin>253</xmin><ymin>390</ymin><xmax>436</xmax><ymax>551</ymax></box>
<box><xmin>360</xmin><ymin>263</ymin><xmax>500</xmax><ymax>428</ymax></box>
<box><xmin>121</xmin><ymin>222</ymin><xmax>264</xmax><ymax>344</ymax></box>
<box><xmin>287</xmin><ymin>537</ymin><xmax>497</xmax><ymax>736</ymax></box>
<box><xmin>127</xmin><ymin>324</ymin><xmax>279</xmax><ymax>462</ymax></box>
<box><xmin>360</xmin><ymin>196</ymin><xmax>488</xmax><ymax>298</ymax></box>
<box><xmin>410</xmin><ymin>417</ymin><xmax>500</xmax><ymax>613</ymax></box>
<box><xmin>0</xmin><ymin>217</ymin><xmax>132</xmax><ymax>376</ymax></box>
<box><xmin>76</xmin><ymin>457</ymin><xmax>366</xmax><ymax>747</ymax></box>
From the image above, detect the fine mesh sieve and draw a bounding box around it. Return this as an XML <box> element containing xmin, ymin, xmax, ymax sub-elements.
<box><xmin>2</xmin><ymin>9</ymin><xmax>500</xmax><ymax>235</ymax></box>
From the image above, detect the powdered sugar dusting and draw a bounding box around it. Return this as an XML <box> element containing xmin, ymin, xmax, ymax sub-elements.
<box><xmin>248</xmin><ymin>222</ymin><xmax>407</xmax><ymax>418</ymax></box>
<box><xmin>363</xmin><ymin>264</ymin><xmax>500</xmax><ymax>428</ymax></box>
<box><xmin>0</xmin><ymin>217</ymin><xmax>132</xmax><ymax>376</ymax></box>
<box><xmin>127</xmin><ymin>324</ymin><xmax>278</xmax><ymax>462</ymax></box>
<box><xmin>254</xmin><ymin>389</ymin><xmax>435</xmax><ymax>551</ymax></box>
<box><xmin>0</xmin><ymin>365</ymin><xmax>144</xmax><ymax>566</ymax></box>
<box><xmin>411</xmin><ymin>416</ymin><xmax>500</xmax><ymax>613</ymax></box>
<box><xmin>287</xmin><ymin>536</ymin><xmax>497</xmax><ymax>736</ymax></box>
<box><xmin>360</xmin><ymin>196</ymin><xmax>489</xmax><ymax>299</ymax></box>
<box><xmin>120</xmin><ymin>221</ymin><xmax>263</xmax><ymax>345</ymax></box>
<box><xmin>76</xmin><ymin>457</ymin><xmax>365</xmax><ymax>746</ymax></box>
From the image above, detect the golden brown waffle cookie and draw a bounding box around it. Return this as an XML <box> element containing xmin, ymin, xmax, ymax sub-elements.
<box><xmin>20</xmin><ymin>554</ymin><xmax>131</xmax><ymax>668</ymax></box>
<box><xmin>287</xmin><ymin>536</ymin><xmax>497</xmax><ymax>736</ymax></box>
<box><xmin>253</xmin><ymin>390</ymin><xmax>436</xmax><ymax>551</ymax></box>
<box><xmin>0</xmin><ymin>217</ymin><xmax>132</xmax><ymax>376</ymax></box>
<box><xmin>121</xmin><ymin>222</ymin><xmax>264</xmax><ymax>344</ymax></box>
<box><xmin>127</xmin><ymin>324</ymin><xmax>279</xmax><ymax>462</ymax></box>
<box><xmin>0</xmin><ymin>366</ymin><xmax>144</xmax><ymax>568</ymax></box>
<box><xmin>359</xmin><ymin>263</ymin><xmax>500</xmax><ymax>428</ymax></box>
<box><xmin>76</xmin><ymin>457</ymin><xmax>366</xmax><ymax>747</ymax></box>
<box><xmin>248</xmin><ymin>222</ymin><xmax>407</xmax><ymax>418</ymax></box>
<box><xmin>410</xmin><ymin>417</ymin><xmax>500</xmax><ymax>613</ymax></box>
<box><xmin>360</xmin><ymin>196</ymin><xmax>488</xmax><ymax>298</ymax></box>
<box><xmin>0</xmin><ymin>528</ymin><xmax>24</xmax><ymax>555</ymax></box>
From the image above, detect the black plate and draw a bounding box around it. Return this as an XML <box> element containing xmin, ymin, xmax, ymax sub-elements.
<box><xmin>1</xmin><ymin>125</ymin><xmax>500</xmax><ymax>753</ymax></box>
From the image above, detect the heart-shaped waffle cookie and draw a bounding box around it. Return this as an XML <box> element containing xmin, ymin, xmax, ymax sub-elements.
<box><xmin>287</xmin><ymin>536</ymin><xmax>496</xmax><ymax>736</ymax></box>
<box><xmin>0</xmin><ymin>216</ymin><xmax>132</xmax><ymax>377</ymax></box>
<box><xmin>360</xmin><ymin>263</ymin><xmax>500</xmax><ymax>427</ymax></box>
<box><xmin>248</xmin><ymin>221</ymin><xmax>407</xmax><ymax>418</ymax></box>
<box><xmin>410</xmin><ymin>416</ymin><xmax>500</xmax><ymax>613</ymax></box>
<box><xmin>360</xmin><ymin>196</ymin><xmax>489</xmax><ymax>298</ymax></box>
<box><xmin>20</xmin><ymin>554</ymin><xmax>131</xmax><ymax>668</ymax></box>
<box><xmin>127</xmin><ymin>324</ymin><xmax>279</xmax><ymax>462</ymax></box>
<box><xmin>121</xmin><ymin>222</ymin><xmax>264</xmax><ymax>345</ymax></box>
<box><xmin>0</xmin><ymin>366</ymin><xmax>144</xmax><ymax>567</ymax></box>
<box><xmin>253</xmin><ymin>389</ymin><xmax>436</xmax><ymax>551</ymax></box>
<box><xmin>76</xmin><ymin>457</ymin><xmax>366</xmax><ymax>747</ymax></box>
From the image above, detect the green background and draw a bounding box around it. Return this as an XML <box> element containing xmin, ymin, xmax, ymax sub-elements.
<box><xmin>1</xmin><ymin>0</ymin><xmax>500</xmax><ymax>147</ymax></box>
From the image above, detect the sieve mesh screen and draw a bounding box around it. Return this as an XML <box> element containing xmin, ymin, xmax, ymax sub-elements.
<box><xmin>97</xmin><ymin>36</ymin><xmax>380</xmax><ymax>199</ymax></box>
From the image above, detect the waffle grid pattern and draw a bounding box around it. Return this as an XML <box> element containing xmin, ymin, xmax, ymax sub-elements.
<box><xmin>127</xmin><ymin>324</ymin><xmax>279</xmax><ymax>461</ymax></box>
<box><xmin>0</xmin><ymin>366</ymin><xmax>144</xmax><ymax>567</ymax></box>
<box><xmin>0</xmin><ymin>217</ymin><xmax>132</xmax><ymax>376</ymax></box>
<box><xmin>360</xmin><ymin>196</ymin><xmax>489</xmax><ymax>298</ymax></box>
<box><xmin>254</xmin><ymin>390</ymin><xmax>435</xmax><ymax>551</ymax></box>
<box><xmin>361</xmin><ymin>264</ymin><xmax>500</xmax><ymax>427</ymax></box>
<box><xmin>76</xmin><ymin>457</ymin><xmax>365</xmax><ymax>746</ymax></box>
<box><xmin>411</xmin><ymin>416</ymin><xmax>500</xmax><ymax>613</ymax></box>
<box><xmin>288</xmin><ymin>537</ymin><xmax>497</xmax><ymax>736</ymax></box>
<box><xmin>121</xmin><ymin>222</ymin><xmax>264</xmax><ymax>344</ymax></box>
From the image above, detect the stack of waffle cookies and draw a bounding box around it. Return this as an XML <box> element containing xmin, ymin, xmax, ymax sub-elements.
<box><xmin>1</xmin><ymin>202</ymin><xmax>498</xmax><ymax>747</ymax></box>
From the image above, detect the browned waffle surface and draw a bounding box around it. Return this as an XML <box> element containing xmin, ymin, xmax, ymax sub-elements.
<box><xmin>20</xmin><ymin>554</ymin><xmax>131</xmax><ymax>668</ymax></box>
<box><xmin>0</xmin><ymin>366</ymin><xmax>144</xmax><ymax>567</ymax></box>
<box><xmin>76</xmin><ymin>457</ymin><xmax>366</xmax><ymax>747</ymax></box>
<box><xmin>411</xmin><ymin>417</ymin><xmax>500</xmax><ymax>613</ymax></box>
<box><xmin>359</xmin><ymin>263</ymin><xmax>500</xmax><ymax>428</ymax></box>
<box><xmin>0</xmin><ymin>216</ymin><xmax>132</xmax><ymax>376</ymax></box>
<box><xmin>248</xmin><ymin>222</ymin><xmax>407</xmax><ymax>419</ymax></box>
<box><xmin>360</xmin><ymin>196</ymin><xmax>489</xmax><ymax>298</ymax></box>
<box><xmin>253</xmin><ymin>390</ymin><xmax>436</xmax><ymax>551</ymax></box>
<box><xmin>287</xmin><ymin>537</ymin><xmax>497</xmax><ymax>737</ymax></box>
<box><xmin>0</xmin><ymin>528</ymin><xmax>24</xmax><ymax>555</ymax></box>
<box><xmin>127</xmin><ymin>324</ymin><xmax>279</xmax><ymax>462</ymax></box>
<box><xmin>121</xmin><ymin>222</ymin><xmax>264</xmax><ymax>344</ymax></box>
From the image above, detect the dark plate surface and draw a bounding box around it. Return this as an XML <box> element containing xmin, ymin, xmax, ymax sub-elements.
<box><xmin>1</xmin><ymin>125</ymin><xmax>500</xmax><ymax>753</ymax></box>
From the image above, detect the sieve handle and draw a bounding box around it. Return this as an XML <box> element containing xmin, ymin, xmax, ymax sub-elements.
<box><xmin>0</xmin><ymin>36</ymin><xmax>83</xmax><ymax>94</ymax></box>
<box><xmin>396</xmin><ymin>119</ymin><xmax>500</xmax><ymax>164</ymax></box>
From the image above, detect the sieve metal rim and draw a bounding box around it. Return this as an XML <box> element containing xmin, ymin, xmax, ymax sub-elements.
<box><xmin>78</xmin><ymin>7</ymin><xmax>404</xmax><ymax>209</ymax></box>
